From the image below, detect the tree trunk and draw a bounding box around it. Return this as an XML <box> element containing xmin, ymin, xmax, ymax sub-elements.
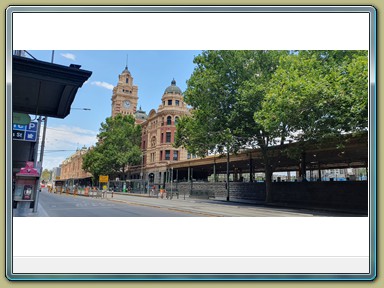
<box><xmin>264</xmin><ymin>163</ymin><xmax>273</xmax><ymax>203</ymax></box>
<box><xmin>300</xmin><ymin>152</ymin><xmax>307</xmax><ymax>182</ymax></box>
<box><xmin>261</xmin><ymin>145</ymin><xmax>274</xmax><ymax>203</ymax></box>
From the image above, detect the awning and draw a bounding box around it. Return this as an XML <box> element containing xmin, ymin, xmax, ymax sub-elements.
<box><xmin>12</xmin><ymin>55</ymin><xmax>92</xmax><ymax>118</ymax></box>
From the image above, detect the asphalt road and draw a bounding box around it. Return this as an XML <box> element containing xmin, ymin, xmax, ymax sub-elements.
<box><xmin>34</xmin><ymin>190</ymin><xmax>200</xmax><ymax>217</ymax></box>
<box><xmin>14</xmin><ymin>188</ymin><xmax>362</xmax><ymax>217</ymax></box>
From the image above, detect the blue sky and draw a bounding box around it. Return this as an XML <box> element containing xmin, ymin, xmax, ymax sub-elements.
<box><xmin>27</xmin><ymin>50</ymin><xmax>201</xmax><ymax>170</ymax></box>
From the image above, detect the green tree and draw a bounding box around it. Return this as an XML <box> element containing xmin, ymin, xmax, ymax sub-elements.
<box><xmin>255</xmin><ymin>50</ymin><xmax>368</xmax><ymax>143</ymax></box>
<box><xmin>41</xmin><ymin>169</ymin><xmax>52</xmax><ymax>182</ymax></box>
<box><xmin>82</xmin><ymin>114</ymin><xmax>142</xmax><ymax>181</ymax></box>
<box><xmin>174</xmin><ymin>50</ymin><xmax>285</xmax><ymax>201</ymax></box>
<box><xmin>255</xmin><ymin>50</ymin><xmax>368</xmax><ymax>180</ymax></box>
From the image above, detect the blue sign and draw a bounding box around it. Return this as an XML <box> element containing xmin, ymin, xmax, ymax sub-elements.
<box><xmin>13</xmin><ymin>124</ymin><xmax>27</xmax><ymax>131</ymax></box>
<box><xmin>12</xmin><ymin>121</ymin><xmax>38</xmax><ymax>142</ymax></box>
<box><xmin>27</xmin><ymin>122</ymin><xmax>38</xmax><ymax>131</ymax></box>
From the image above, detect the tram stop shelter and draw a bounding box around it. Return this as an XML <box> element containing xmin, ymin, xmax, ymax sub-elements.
<box><xmin>10</xmin><ymin>55</ymin><xmax>92</xmax><ymax>210</ymax></box>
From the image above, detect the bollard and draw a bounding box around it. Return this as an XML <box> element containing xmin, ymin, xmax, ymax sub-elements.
<box><xmin>112</xmin><ymin>191</ymin><xmax>114</xmax><ymax>198</ymax></box>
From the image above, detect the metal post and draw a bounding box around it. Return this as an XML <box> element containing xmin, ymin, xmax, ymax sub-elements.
<box><xmin>249</xmin><ymin>154</ymin><xmax>253</xmax><ymax>182</ymax></box>
<box><xmin>51</xmin><ymin>50</ymin><xmax>55</xmax><ymax>63</ymax></box>
<box><xmin>213</xmin><ymin>161</ymin><xmax>216</xmax><ymax>182</ymax></box>
<box><xmin>226</xmin><ymin>150</ymin><xmax>230</xmax><ymax>201</ymax></box>
<box><xmin>185</xmin><ymin>168</ymin><xmax>189</xmax><ymax>200</ymax></box>
<box><xmin>300</xmin><ymin>152</ymin><xmax>307</xmax><ymax>181</ymax></box>
<box><xmin>34</xmin><ymin>116</ymin><xmax>48</xmax><ymax>212</ymax></box>
<box><xmin>141</xmin><ymin>154</ymin><xmax>144</xmax><ymax>194</ymax></box>
<box><xmin>191</xmin><ymin>167</ymin><xmax>193</xmax><ymax>197</ymax></box>
<box><xmin>33</xmin><ymin>116</ymin><xmax>42</xmax><ymax>168</ymax></box>
<box><xmin>170</xmin><ymin>168</ymin><xmax>173</xmax><ymax>199</ymax></box>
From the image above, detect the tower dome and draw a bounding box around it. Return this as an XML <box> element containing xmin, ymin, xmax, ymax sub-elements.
<box><xmin>164</xmin><ymin>79</ymin><xmax>182</xmax><ymax>94</ymax></box>
<box><xmin>135</xmin><ymin>106</ymin><xmax>148</xmax><ymax>121</ymax></box>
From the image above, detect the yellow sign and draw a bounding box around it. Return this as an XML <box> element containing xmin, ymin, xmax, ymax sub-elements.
<box><xmin>55</xmin><ymin>176</ymin><xmax>60</xmax><ymax>180</ymax></box>
<box><xmin>99</xmin><ymin>175</ymin><xmax>109</xmax><ymax>182</ymax></box>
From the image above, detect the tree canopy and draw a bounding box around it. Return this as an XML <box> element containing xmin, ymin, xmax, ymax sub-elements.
<box><xmin>254</xmin><ymin>50</ymin><xmax>368</xmax><ymax>144</ymax></box>
<box><xmin>174</xmin><ymin>50</ymin><xmax>368</xmax><ymax>202</ymax></box>
<box><xmin>82</xmin><ymin>114</ymin><xmax>142</xmax><ymax>180</ymax></box>
<box><xmin>175</xmin><ymin>50</ymin><xmax>286</xmax><ymax>155</ymax></box>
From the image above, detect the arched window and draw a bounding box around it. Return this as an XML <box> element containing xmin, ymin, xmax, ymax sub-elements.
<box><xmin>174</xmin><ymin>116</ymin><xmax>179</xmax><ymax>125</ymax></box>
<box><xmin>167</xmin><ymin>116</ymin><xmax>172</xmax><ymax>125</ymax></box>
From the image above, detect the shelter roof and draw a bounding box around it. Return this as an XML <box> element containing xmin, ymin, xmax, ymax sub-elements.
<box><xmin>12</xmin><ymin>55</ymin><xmax>92</xmax><ymax>118</ymax></box>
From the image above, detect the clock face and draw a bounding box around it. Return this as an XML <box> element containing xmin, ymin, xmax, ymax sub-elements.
<box><xmin>123</xmin><ymin>100</ymin><xmax>131</xmax><ymax>109</ymax></box>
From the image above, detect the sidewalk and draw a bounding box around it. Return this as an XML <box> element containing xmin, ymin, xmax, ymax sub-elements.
<box><xmin>13</xmin><ymin>202</ymin><xmax>49</xmax><ymax>217</ymax></box>
<box><xmin>104</xmin><ymin>192</ymin><xmax>360</xmax><ymax>217</ymax></box>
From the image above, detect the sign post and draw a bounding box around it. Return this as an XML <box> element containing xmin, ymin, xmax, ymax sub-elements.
<box><xmin>99</xmin><ymin>175</ymin><xmax>109</xmax><ymax>190</ymax></box>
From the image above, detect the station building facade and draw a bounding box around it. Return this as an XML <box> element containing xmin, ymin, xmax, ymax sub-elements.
<box><xmin>60</xmin><ymin>147</ymin><xmax>92</xmax><ymax>187</ymax></box>
<box><xmin>110</xmin><ymin>66</ymin><xmax>191</xmax><ymax>185</ymax></box>
<box><xmin>139</xmin><ymin>79</ymin><xmax>191</xmax><ymax>184</ymax></box>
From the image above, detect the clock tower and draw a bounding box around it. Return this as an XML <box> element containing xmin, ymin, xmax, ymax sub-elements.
<box><xmin>111</xmin><ymin>65</ymin><xmax>139</xmax><ymax>117</ymax></box>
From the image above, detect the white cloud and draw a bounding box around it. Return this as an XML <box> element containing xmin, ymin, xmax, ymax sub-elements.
<box><xmin>39</xmin><ymin>125</ymin><xmax>98</xmax><ymax>170</ymax></box>
<box><xmin>60</xmin><ymin>53</ymin><xmax>76</xmax><ymax>61</ymax></box>
<box><xmin>91</xmin><ymin>81</ymin><xmax>114</xmax><ymax>90</ymax></box>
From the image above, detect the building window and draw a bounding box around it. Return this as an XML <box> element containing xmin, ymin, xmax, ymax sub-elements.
<box><xmin>167</xmin><ymin>116</ymin><xmax>172</xmax><ymax>125</ymax></box>
<box><xmin>142</xmin><ymin>141</ymin><xmax>146</xmax><ymax>149</ymax></box>
<box><xmin>187</xmin><ymin>152</ymin><xmax>196</xmax><ymax>159</ymax></box>
<box><xmin>175</xmin><ymin>100</ymin><xmax>180</xmax><ymax>106</ymax></box>
<box><xmin>160</xmin><ymin>151</ymin><xmax>163</xmax><ymax>161</ymax></box>
<box><xmin>161</xmin><ymin>133</ymin><xmax>164</xmax><ymax>143</ymax></box>
<box><xmin>168</xmin><ymin>99</ymin><xmax>172</xmax><ymax>106</ymax></box>
<box><xmin>166</xmin><ymin>132</ymin><xmax>171</xmax><ymax>143</ymax></box>
<box><xmin>173</xmin><ymin>150</ymin><xmax>179</xmax><ymax>161</ymax></box>
<box><xmin>165</xmin><ymin>150</ymin><xmax>170</xmax><ymax>160</ymax></box>
<box><xmin>126</xmin><ymin>78</ymin><xmax>129</xmax><ymax>83</ymax></box>
<box><xmin>163</xmin><ymin>101</ymin><xmax>165</xmax><ymax>106</ymax></box>
<box><xmin>175</xmin><ymin>116</ymin><xmax>179</xmax><ymax>125</ymax></box>
<box><xmin>151</xmin><ymin>136</ymin><xmax>156</xmax><ymax>147</ymax></box>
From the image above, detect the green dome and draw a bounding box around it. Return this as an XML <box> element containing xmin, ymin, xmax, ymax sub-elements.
<box><xmin>164</xmin><ymin>79</ymin><xmax>182</xmax><ymax>94</ymax></box>
<box><xmin>135</xmin><ymin>106</ymin><xmax>148</xmax><ymax>120</ymax></box>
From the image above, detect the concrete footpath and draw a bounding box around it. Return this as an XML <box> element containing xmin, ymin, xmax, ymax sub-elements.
<box><xmin>103</xmin><ymin>192</ymin><xmax>360</xmax><ymax>217</ymax></box>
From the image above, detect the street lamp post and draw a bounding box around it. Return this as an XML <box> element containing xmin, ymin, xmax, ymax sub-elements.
<box><xmin>170</xmin><ymin>167</ymin><xmax>173</xmax><ymax>199</ymax></box>
<box><xmin>141</xmin><ymin>153</ymin><xmax>144</xmax><ymax>194</ymax></box>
